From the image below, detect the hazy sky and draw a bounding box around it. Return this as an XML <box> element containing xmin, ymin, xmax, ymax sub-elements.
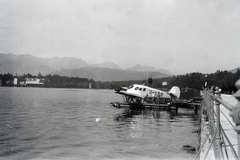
<box><xmin>1</xmin><ymin>0</ymin><xmax>240</xmax><ymax>74</ymax></box>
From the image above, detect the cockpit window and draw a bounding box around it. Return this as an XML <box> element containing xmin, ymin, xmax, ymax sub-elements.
<box><xmin>135</xmin><ymin>87</ymin><xmax>139</xmax><ymax>90</ymax></box>
<box><xmin>129</xmin><ymin>85</ymin><xmax>134</xmax><ymax>89</ymax></box>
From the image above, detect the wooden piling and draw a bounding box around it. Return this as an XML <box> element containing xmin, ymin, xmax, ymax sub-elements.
<box><xmin>175</xmin><ymin>104</ymin><xmax>179</xmax><ymax>114</ymax></box>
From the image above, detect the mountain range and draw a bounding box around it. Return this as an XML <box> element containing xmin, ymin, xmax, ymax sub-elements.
<box><xmin>0</xmin><ymin>53</ymin><xmax>173</xmax><ymax>81</ymax></box>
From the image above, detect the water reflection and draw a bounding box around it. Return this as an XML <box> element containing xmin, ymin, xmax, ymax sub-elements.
<box><xmin>112</xmin><ymin>106</ymin><xmax>198</xmax><ymax>140</ymax></box>
<box><xmin>114</xmin><ymin>107</ymin><xmax>177</xmax><ymax>122</ymax></box>
<box><xmin>114</xmin><ymin>105</ymin><xmax>198</xmax><ymax>123</ymax></box>
<box><xmin>113</xmin><ymin>107</ymin><xmax>173</xmax><ymax>139</ymax></box>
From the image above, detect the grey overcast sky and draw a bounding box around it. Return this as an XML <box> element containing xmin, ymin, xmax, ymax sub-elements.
<box><xmin>1</xmin><ymin>0</ymin><xmax>240</xmax><ymax>74</ymax></box>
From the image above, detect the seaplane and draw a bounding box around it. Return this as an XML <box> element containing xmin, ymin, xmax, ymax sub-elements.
<box><xmin>115</xmin><ymin>84</ymin><xmax>181</xmax><ymax>105</ymax></box>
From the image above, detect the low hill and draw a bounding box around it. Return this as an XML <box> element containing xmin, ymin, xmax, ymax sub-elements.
<box><xmin>230</xmin><ymin>67</ymin><xmax>240</xmax><ymax>73</ymax></box>
<box><xmin>127</xmin><ymin>64</ymin><xmax>173</xmax><ymax>75</ymax></box>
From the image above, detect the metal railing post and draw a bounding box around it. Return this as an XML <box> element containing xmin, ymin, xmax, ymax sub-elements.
<box><xmin>210</xmin><ymin>92</ymin><xmax>215</xmax><ymax>135</ymax></box>
<box><xmin>210</xmin><ymin>91</ymin><xmax>215</xmax><ymax>124</ymax></box>
<box><xmin>231</xmin><ymin>79</ymin><xmax>240</xmax><ymax>160</ymax></box>
<box><xmin>215</xmin><ymin>89</ymin><xmax>223</xmax><ymax>159</ymax></box>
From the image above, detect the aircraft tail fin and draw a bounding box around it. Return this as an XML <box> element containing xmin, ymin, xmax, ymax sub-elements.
<box><xmin>168</xmin><ymin>86</ymin><xmax>181</xmax><ymax>99</ymax></box>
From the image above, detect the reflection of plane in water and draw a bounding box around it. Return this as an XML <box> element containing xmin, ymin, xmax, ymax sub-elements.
<box><xmin>115</xmin><ymin>84</ymin><xmax>181</xmax><ymax>105</ymax></box>
<box><xmin>114</xmin><ymin>108</ymin><xmax>171</xmax><ymax>122</ymax></box>
<box><xmin>114</xmin><ymin>107</ymin><xmax>197</xmax><ymax>122</ymax></box>
<box><xmin>113</xmin><ymin>108</ymin><xmax>168</xmax><ymax>139</ymax></box>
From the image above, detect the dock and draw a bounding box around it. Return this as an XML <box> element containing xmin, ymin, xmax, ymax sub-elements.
<box><xmin>196</xmin><ymin>80</ymin><xmax>240</xmax><ymax>160</ymax></box>
<box><xmin>111</xmin><ymin>102</ymin><xmax>169</xmax><ymax>109</ymax></box>
<box><xmin>111</xmin><ymin>99</ymin><xmax>202</xmax><ymax>114</ymax></box>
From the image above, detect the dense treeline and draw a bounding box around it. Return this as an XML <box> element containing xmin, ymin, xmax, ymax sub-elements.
<box><xmin>100</xmin><ymin>69</ymin><xmax>240</xmax><ymax>93</ymax></box>
<box><xmin>0</xmin><ymin>73</ymin><xmax>14</xmax><ymax>86</ymax></box>
<box><xmin>1</xmin><ymin>69</ymin><xmax>240</xmax><ymax>93</ymax></box>
<box><xmin>45</xmin><ymin>75</ymin><xmax>96</xmax><ymax>88</ymax></box>
<box><xmin>172</xmin><ymin>70</ymin><xmax>240</xmax><ymax>93</ymax></box>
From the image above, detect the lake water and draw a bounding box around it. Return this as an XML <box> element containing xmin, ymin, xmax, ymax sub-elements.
<box><xmin>0</xmin><ymin>87</ymin><xmax>198</xmax><ymax>160</ymax></box>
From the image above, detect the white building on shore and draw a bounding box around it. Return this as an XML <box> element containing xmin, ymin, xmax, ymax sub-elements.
<box><xmin>25</xmin><ymin>78</ymin><xmax>44</xmax><ymax>85</ymax></box>
<box><xmin>14</xmin><ymin>78</ymin><xmax>18</xmax><ymax>85</ymax></box>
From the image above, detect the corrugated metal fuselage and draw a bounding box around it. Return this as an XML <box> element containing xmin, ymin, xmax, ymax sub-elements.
<box><xmin>125</xmin><ymin>84</ymin><xmax>172</xmax><ymax>99</ymax></box>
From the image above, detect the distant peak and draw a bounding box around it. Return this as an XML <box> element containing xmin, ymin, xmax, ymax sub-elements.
<box><xmin>126</xmin><ymin>64</ymin><xmax>173</xmax><ymax>75</ymax></box>
<box><xmin>134</xmin><ymin>64</ymin><xmax>143</xmax><ymax>67</ymax></box>
<box><xmin>127</xmin><ymin>64</ymin><xmax>157</xmax><ymax>72</ymax></box>
<box><xmin>91</xmin><ymin>62</ymin><xmax>122</xmax><ymax>70</ymax></box>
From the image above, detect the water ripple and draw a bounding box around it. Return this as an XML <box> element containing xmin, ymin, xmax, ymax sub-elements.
<box><xmin>0</xmin><ymin>87</ymin><xmax>198</xmax><ymax>160</ymax></box>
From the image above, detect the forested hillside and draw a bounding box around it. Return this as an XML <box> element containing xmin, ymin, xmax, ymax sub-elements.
<box><xmin>99</xmin><ymin>69</ymin><xmax>240</xmax><ymax>93</ymax></box>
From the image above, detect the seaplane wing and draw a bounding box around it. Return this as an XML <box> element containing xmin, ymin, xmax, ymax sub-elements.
<box><xmin>115</xmin><ymin>84</ymin><xmax>181</xmax><ymax>104</ymax></box>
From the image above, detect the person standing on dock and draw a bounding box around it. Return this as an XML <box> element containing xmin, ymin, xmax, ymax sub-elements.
<box><xmin>144</xmin><ymin>94</ymin><xmax>149</xmax><ymax>103</ymax></box>
<box><xmin>152</xmin><ymin>92</ymin><xmax>156</xmax><ymax>104</ymax></box>
<box><xmin>156</xmin><ymin>92</ymin><xmax>161</xmax><ymax>104</ymax></box>
<box><xmin>214</xmin><ymin>86</ymin><xmax>222</xmax><ymax>99</ymax></box>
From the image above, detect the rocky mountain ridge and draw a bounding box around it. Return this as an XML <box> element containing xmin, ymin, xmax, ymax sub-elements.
<box><xmin>0</xmin><ymin>53</ymin><xmax>172</xmax><ymax>81</ymax></box>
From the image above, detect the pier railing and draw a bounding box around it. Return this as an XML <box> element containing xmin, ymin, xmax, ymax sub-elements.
<box><xmin>197</xmin><ymin>79</ymin><xmax>240</xmax><ymax>160</ymax></box>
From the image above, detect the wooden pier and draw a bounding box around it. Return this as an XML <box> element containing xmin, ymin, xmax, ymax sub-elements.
<box><xmin>110</xmin><ymin>100</ymin><xmax>202</xmax><ymax>114</ymax></box>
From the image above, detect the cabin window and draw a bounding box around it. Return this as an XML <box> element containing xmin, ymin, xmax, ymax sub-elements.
<box><xmin>149</xmin><ymin>90</ymin><xmax>152</xmax><ymax>94</ymax></box>
<box><xmin>143</xmin><ymin>88</ymin><xmax>146</xmax><ymax>91</ymax></box>
<box><xmin>135</xmin><ymin>87</ymin><xmax>139</xmax><ymax>90</ymax></box>
<box><xmin>139</xmin><ymin>88</ymin><xmax>142</xmax><ymax>91</ymax></box>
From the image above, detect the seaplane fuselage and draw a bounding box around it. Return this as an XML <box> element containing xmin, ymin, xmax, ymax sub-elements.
<box><xmin>115</xmin><ymin>84</ymin><xmax>180</xmax><ymax>104</ymax></box>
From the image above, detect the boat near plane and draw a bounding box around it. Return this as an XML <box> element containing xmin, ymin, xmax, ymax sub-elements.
<box><xmin>115</xmin><ymin>84</ymin><xmax>181</xmax><ymax>105</ymax></box>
